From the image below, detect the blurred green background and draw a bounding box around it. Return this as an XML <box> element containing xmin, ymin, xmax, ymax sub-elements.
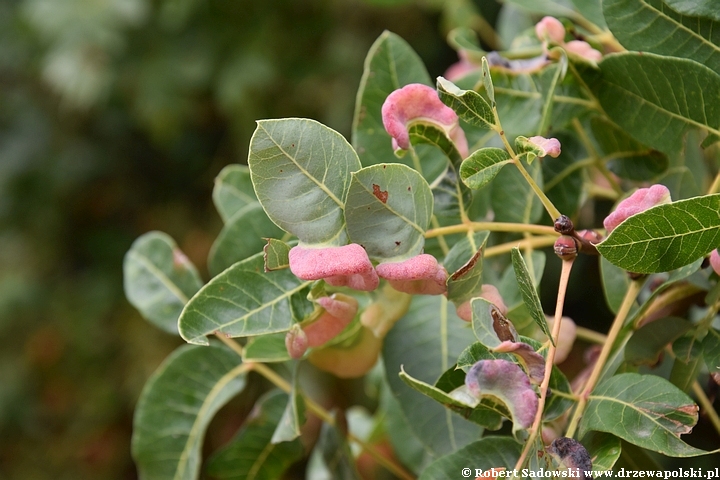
<box><xmin>0</xmin><ymin>0</ymin><xmax>508</xmax><ymax>478</ymax></box>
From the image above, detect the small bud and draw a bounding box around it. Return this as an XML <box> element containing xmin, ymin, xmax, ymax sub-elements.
<box><xmin>603</xmin><ymin>184</ymin><xmax>671</xmax><ymax>234</ymax></box>
<box><xmin>554</xmin><ymin>215</ymin><xmax>574</xmax><ymax>235</ymax></box>
<box><xmin>535</xmin><ymin>16</ymin><xmax>566</xmax><ymax>44</ymax></box>
<box><xmin>710</xmin><ymin>249</ymin><xmax>720</xmax><ymax>276</ymax></box>
<box><xmin>285</xmin><ymin>325</ymin><xmax>308</xmax><ymax>359</ymax></box>
<box><xmin>382</xmin><ymin>83</ymin><xmax>468</xmax><ymax>158</ymax></box>
<box><xmin>554</xmin><ymin>235</ymin><xmax>578</xmax><ymax>260</ymax></box>
<box><xmin>527</xmin><ymin>135</ymin><xmax>561</xmax><ymax>158</ymax></box>
<box><xmin>564</xmin><ymin>40</ymin><xmax>603</xmax><ymax>62</ymax></box>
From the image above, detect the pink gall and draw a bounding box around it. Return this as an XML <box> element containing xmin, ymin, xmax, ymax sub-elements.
<box><xmin>288</xmin><ymin>244</ymin><xmax>379</xmax><ymax>291</ymax></box>
<box><xmin>302</xmin><ymin>294</ymin><xmax>358</xmax><ymax>348</ymax></box>
<box><xmin>710</xmin><ymin>249</ymin><xmax>720</xmax><ymax>276</ymax></box>
<box><xmin>285</xmin><ymin>325</ymin><xmax>308</xmax><ymax>359</ymax></box>
<box><xmin>376</xmin><ymin>253</ymin><xmax>448</xmax><ymax>295</ymax></box>
<box><xmin>564</xmin><ymin>40</ymin><xmax>603</xmax><ymax>62</ymax></box>
<box><xmin>603</xmin><ymin>184</ymin><xmax>671</xmax><ymax>234</ymax></box>
<box><xmin>527</xmin><ymin>135</ymin><xmax>562</xmax><ymax>158</ymax></box>
<box><xmin>535</xmin><ymin>16</ymin><xmax>565</xmax><ymax>44</ymax></box>
<box><xmin>456</xmin><ymin>284</ymin><xmax>507</xmax><ymax>322</ymax></box>
<box><xmin>381</xmin><ymin>83</ymin><xmax>469</xmax><ymax>158</ymax></box>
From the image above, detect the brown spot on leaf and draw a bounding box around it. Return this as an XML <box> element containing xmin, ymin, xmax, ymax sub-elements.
<box><xmin>395</xmin><ymin>241</ymin><xmax>401</xmax><ymax>246</ymax></box>
<box><xmin>450</xmin><ymin>247</ymin><xmax>483</xmax><ymax>281</ymax></box>
<box><xmin>491</xmin><ymin>307</ymin><xmax>517</xmax><ymax>342</ymax></box>
<box><xmin>407</xmin><ymin>186</ymin><xmax>411</xmax><ymax>191</ymax></box>
<box><xmin>372</xmin><ymin>184</ymin><xmax>389</xmax><ymax>203</ymax></box>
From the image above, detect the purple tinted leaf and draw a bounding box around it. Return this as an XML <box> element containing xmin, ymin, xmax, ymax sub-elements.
<box><xmin>465</xmin><ymin>359</ymin><xmax>538</xmax><ymax>433</ymax></box>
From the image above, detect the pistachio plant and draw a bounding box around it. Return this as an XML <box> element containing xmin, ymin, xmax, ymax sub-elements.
<box><xmin>124</xmin><ymin>1</ymin><xmax>720</xmax><ymax>478</ymax></box>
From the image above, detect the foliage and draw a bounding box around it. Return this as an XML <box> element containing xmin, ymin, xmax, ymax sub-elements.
<box><xmin>119</xmin><ymin>0</ymin><xmax>720</xmax><ymax>477</ymax></box>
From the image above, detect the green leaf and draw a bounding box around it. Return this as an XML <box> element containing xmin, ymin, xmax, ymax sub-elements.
<box><xmin>460</xmin><ymin>147</ymin><xmax>513</xmax><ymax>190</ymax></box>
<box><xmin>206</xmin><ymin>390</ymin><xmax>303</xmax><ymax>480</ymax></box>
<box><xmin>498</xmin><ymin>251</ymin><xmax>547</xmax><ymax>330</ymax></box>
<box><xmin>590</xmin><ymin>116</ymin><xmax>668</xmax><ymax>181</ymax></box>
<box><xmin>670</xmin><ymin>335</ymin><xmax>704</xmax><ymax>393</ymax></box>
<box><xmin>178</xmin><ymin>252</ymin><xmax>312</xmax><ymax>345</ymax></box>
<box><xmin>248</xmin><ymin>118</ymin><xmax>361</xmax><ymax>246</ymax></box>
<box><xmin>481</xmin><ymin>56</ymin><xmax>495</xmax><ymax>105</ymax></box>
<box><xmin>398</xmin><ymin>367</ymin><xmax>505</xmax><ymax>430</ymax></box>
<box><xmin>418</xmin><ymin>436</ymin><xmax>522</xmax><ymax>480</ymax></box>
<box><xmin>212</xmin><ymin>164</ymin><xmax>257</xmax><ymax>223</ymax></box>
<box><xmin>603</xmin><ymin>0</ymin><xmax>720</xmax><ymax>76</ymax></box>
<box><xmin>124</xmin><ymin>232</ymin><xmax>203</xmax><ymax>334</ymax></box>
<box><xmin>491</xmin><ymin>160</ymin><xmax>545</xmax><ymax>224</ymax></box>
<box><xmin>263</xmin><ymin>238</ymin><xmax>291</xmax><ymax>271</ymax></box>
<box><xmin>512</xmin><ymin>247</ymin><xmax>553</xmax><ymax>345</ymax></box>
<box><xmin>242</xmin><ymin>333</ymin><xmax>291</xmax><ymax>363</ymax></box>
<box><xmin>382</xmin><ymin>295</ymin><xmax>482</xmax><ymax>459</ymax></box>
<box><xmin>600</xmin><ymin>256</ymin><xmax>633</xmax><ymax>314</ymax></box>
<box><xmin>471</xmin><ymin>298</ymin><xmax>511</xmax><ymax>349</ymax></box>
<box><xmin>665</xmin><ymin>0</ymin><xmax>720</xmax><ymax>21</ymax></box>
<box><xmin>597</xmin><ymin>194</ymin><xmax>720</xmax><ymax>274</ymax></box>
<box><xmin>569</xmin><ymin>0</ymin><xmax>606</xmax><ymax>28</ymax></box>
<box><xmin>352</xmin><ymin>31</ymin><xmax>431</xmax><ymax>166</ymax></box>
<box><xmin>627</xmin><ymin>259</ymin><xmax>704</xmax><ymax>324</ymax></box>
<box><xmin>543</xmin><ymin>144</ymin><xmax>584</xmax><ymax>219</ymax></box>
<box><xmin>583</xmin><ymin>432</ymin><xmax>622</xmax><ymax>475</ymax></box>
<box><xmin>207</xmin><ymin>203</ymin><xmax>284</xmax><ymax>276</ymax></box>
<box><xmin>502</xmin><ymin>0</ymin><xmax>578</xmax><ymax>18</ymax></box>
<box><xmin>625</xmin><ymin>317</ymin><xmax>692</xmax><ymax>365</ymax></box>
<box><xmin>702</xmin><ymin>328</ymin><xmax>720</xmax><ymax>380</ymax></box>
<box><xmin>544</xmin><ymin>365</ymin><xmax>573</xmax><ymax>421</ymax></box>
<box><xmin>345</xmin><ymin>163</ymin><xmax>433</xmax><ymax>262</ymax></box>
<box><xmin>271</xmin><ymin>365</ymin><xmax>305</xmax><ymax>443</ymax></box>
<box><xmin>132</xmin><ymin>344</ymin><xmax>248</xmax><ymax>480</ymax></box>
<box><xmin>579</xmin><ymin>372</ymin><xmax>707</xmax><ymax>457</ymax></box>
<box><xmin>310</xmin><ymin>416</ymin><xmax>362</xmax><ymax>480</ymax></box>
<box><xmin>407</xmin><ymin>123</ymin><xmax>471</xmax><ymax>219</ymax></box>
<box><xmin>380</xmin><ymin>387</ymin><xmax>428</xmax><ymax>473</ymax></box>
<box><xmin>589</xmin><ymin>53</ymin><xmax>720</xmax><ymax>154</ymax></box>
<box><xmin>436</xmin><ymin>76</ymin><xmax>495</xmax><ymax>129</ymax></box>
<box><xmin>445</xmin><ymin>231</ymin><xmax>491</xmax><ymax>306</ymax></box>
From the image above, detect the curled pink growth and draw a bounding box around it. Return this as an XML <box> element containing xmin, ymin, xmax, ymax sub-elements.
<box><xmin>710</xmin><ymin>249</ymin><xmax>720</xmax><ymax>276</ymax></box>
<box><xmin>376</xmin><ymin>254</ymin><xmax>448</xmax><ymax>295</ymax></box>
<box><xmin>603</xmin><ymin>184</ymin><xmax>671</xmax><ymax>234</ymax></box>
<box><xmin>535</xmin><ymin>16</ymin><xmax>565</xmax><ymax>44</ymax></box>
<box><xmin>494</xmin><ymin>341</ymin><xmax>546</xmax><ymax>383</ymax></box>
<box><xmin>465</xmin><ymin>359</ymin><xmax>538</xmax><ymax>429</ymax></box>
<box><xmin>456</xmin><ymin>284</ymin><xmax>507</xmax><ymax>322</ymax></box>
<box><xmin>564</xmin><ymin>40</ymin><xmax>603</xmax><ymax>62</ymax></box>
<box><xmin>527</xmin><ymin>136</ymin><xmax>562</xmax><ymax>158</ymax></box>
<box><xmin>289</xmin><ymin>244</ymin><xmax>379</xmax><ymax>291</ymax></box>
<box><xmin>303</xmin><ymin>294</ymin><xmax>358</xmax><ymax>348</ymax></box>
<box><xmin>381</xmin><ymin>83</ymin><xmax>469</xmax><ymax>158</ymax></box>
<box><xmin>285</xmin><ymin>325</ymin><xmax>308</xmax><ymax>359</ymax></box>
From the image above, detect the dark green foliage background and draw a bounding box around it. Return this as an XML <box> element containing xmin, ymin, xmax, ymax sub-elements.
<box><xmin>0</xmin><ymin>0</ymin><xmax>470</xmax><ymax>477</ymax></box>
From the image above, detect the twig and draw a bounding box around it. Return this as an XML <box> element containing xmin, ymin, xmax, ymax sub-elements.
<box><xmin>515</xmin><ymin>257</ymin><xmax>575</xmax><ymax>469</ymax></box>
